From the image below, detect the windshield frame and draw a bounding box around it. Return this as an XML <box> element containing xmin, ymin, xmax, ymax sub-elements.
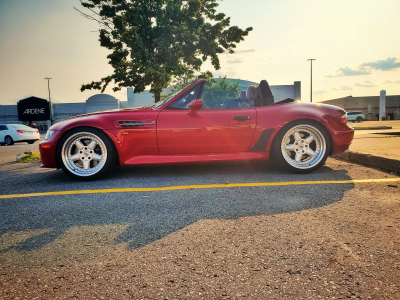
<box><xmin>153</xmin><ymin>79</ymin><xmax>204</xmax><ymax>109</ymax></box>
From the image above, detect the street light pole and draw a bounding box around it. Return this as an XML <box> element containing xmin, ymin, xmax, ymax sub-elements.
<box><xmin>45</xmin><ymin>77</ymin><xmax>52</xmax><ymax>125</ymax></box>
<box><xmin>307</xmin><ymin>59</ymin><xmax>316</xmax><ymax>103</ymax></box>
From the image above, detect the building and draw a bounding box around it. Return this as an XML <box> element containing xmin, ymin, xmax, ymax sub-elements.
<box><xmin>0</xmin><ymin>79</ymin><xmax>301</xmax><ymax>130</ymax></box>
<box><xmin>320</xmin><ymin>92</ymin><xmax>400</xmax><ymax>120</ymax></box>
<box><xmin>225</xmin><ymin>78</ymin><xmax>301</xmax><ymax>102</ymax></box>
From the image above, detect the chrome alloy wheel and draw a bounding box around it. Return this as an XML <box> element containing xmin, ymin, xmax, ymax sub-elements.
<box><xmin>280</xmin><ymin>124</ymin><xmax>326</xmax><ymax>170</ymax></box>
<box><xmin>61</xmin><ymin>132</ymin><xmax>107</xmax><ymax>177</ymax></box>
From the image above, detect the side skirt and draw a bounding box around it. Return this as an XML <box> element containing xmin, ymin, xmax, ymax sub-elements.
<box><xmin>123</xmin><ymin>152</ymin><xmax>268</xmax><ymax>165</ymax></box>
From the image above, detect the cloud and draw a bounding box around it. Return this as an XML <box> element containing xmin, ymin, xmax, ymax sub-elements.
<box><xmin>223</xmin><ymin>49</ymin><xmax>255</xmax><ymax>54</ymax></box>
<box><xmin>361</xmin><ymin>57</ymin><xmax>400</xmax><ymax>71</ymax></box>
<box><xmin>326</xmin><ymin>67</ymin><xmax>371</xmax><ymax>78</ymax></box>
<box><xmin>354</xmin><ymin>81</ymin><xmax>377</xmax><ymax>88</ymax></box>
<box><xmin>325</xmin><ymin>57</ymin><xmax>400</xmax><ymax>78</ymax></box>
<box><xmin>212</xmin><ymin>71</ymin><xmax>225</xmax><ymax>78</ymax></box>
<box><xmin>383</xmin><ymin>80</ymin><xmax>400</xmax><ymax>84</ymax></box>
<box><xmin>237</xmin><ymin>49</ymin><xmax>255</xmax><ymax>53</ymax></box>
<box><xmin>227</xmin><ymin>59</ymin><xmax>243</xmax><ymax>64</ymax></box>
<box><xmin>332</xmin><ymin>85</ymin><xmax>353</xmax><ymax>91</ymax></box>
<box><xmin>313</xmin><ymin>90</ymin><xmax>327</xmax><ymax>95</ymax></box>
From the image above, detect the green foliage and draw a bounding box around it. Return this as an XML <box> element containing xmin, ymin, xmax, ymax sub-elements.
<box><xmin>163</xmin><ymin>70</ymin><xmax>213</xmax><ymax>99</ymax></box>
<box><xmin>17</xmin><ymin>153</ymin><xmax>41</xmax><ymax>163</ymax></box>
<box><xmin>78</xmin><ymin>0</ymin><xmax>252</xmax><ymax>102</ymax></box>
<box><xmin>202</xmin><ymin>77</ymin><xmax>240</xmax><ymax>109</ymax></box>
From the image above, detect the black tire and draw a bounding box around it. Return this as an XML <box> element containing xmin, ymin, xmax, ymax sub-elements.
<box><xmin>356</xmin><ymin>117</ymin><xmax>362</xmax><ymax>122</ymax></box>
<box><xmin>5</xmin><ymin>136</ymin><xmax>14</xmax><ymax>145</ymax></box>
<box><xmin>352</xmin><ymin>120</ymin><xmax>356</xmax><ymax>123</ymax></box>
<box><xmin>272</xmin><ymin>120</ymin><xmax>330</xmax><ymax>174</ymax></box>
<box><xmin>27</xmin><ymin>141</ymin><xmax>35</xmax><ymax>144</ymax></box>
<box><xmin>57</xmin><ymin>127</ymin><xmax>116</xmax><ymax>181</ymax></box>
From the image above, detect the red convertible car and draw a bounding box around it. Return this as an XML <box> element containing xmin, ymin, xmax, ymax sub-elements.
<box><xmin>39</xmin><ymin>79</ymin><xmax>354</xmax><ymax>180</ymax></box>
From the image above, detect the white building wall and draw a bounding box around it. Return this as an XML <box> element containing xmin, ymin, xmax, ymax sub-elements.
<box><xmin>53</xmin><ymin>103</ymin><xmax>86</xmax><ymax>123</ymax></box>
<box><xmin>0</xmin><ymin>105</ymin><xmax>19</xmax><ymax>124</ymax></box>
<box><xmin>270</xmin><ymin>85</ymin><xmax>295</xmax><ymax>102</ymax></box>
<box><xmin>226</xmin><ymin>78</ymin><xmax>300</xmax><ymax>102</ymax></box>
<box><xmin>132</xmin><ymin>91</ymin><xmax>155</xmax><ymax>107</ymax></box>
<box><xmin>86</xmin><ymin>94</ymin><xmax>120</xmax><ymax>113</ymax></box>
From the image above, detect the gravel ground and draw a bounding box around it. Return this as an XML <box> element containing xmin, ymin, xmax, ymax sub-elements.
<box><xmin>0</xmin><ymin>159</ymin><xmax>399</xmax><ymax>299</ymax></box>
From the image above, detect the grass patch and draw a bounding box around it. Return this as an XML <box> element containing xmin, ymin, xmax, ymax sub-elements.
<box><xmin>16</xmin><ymin>152</ymin><xmax>41</xmax><ymax>163</ymax></box>
<box><xmin>353</xmin><ymin>126</ymin><xmax>392</xmax><ymax>130</ymax></box>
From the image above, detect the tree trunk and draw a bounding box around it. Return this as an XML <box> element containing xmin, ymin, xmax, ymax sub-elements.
<box><xmin>154</xmin><ymin>92</ymin><xmax>161</xmax><ymax>103</ymax></box>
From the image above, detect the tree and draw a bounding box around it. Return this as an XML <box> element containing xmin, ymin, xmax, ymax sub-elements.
<box><xmin>201</xmin><ymin>76</ymin><xmax>240</xmax><ymax>109</ymax></box>
<box><xmin>77</xmin><ymin>0</ymin><xmax>252</xmax><ymax>102</ymax></box>
<box><xmin>163</xmin><ymin>69</ymin><xmax>212</xmax><ymax>99</ymax></box>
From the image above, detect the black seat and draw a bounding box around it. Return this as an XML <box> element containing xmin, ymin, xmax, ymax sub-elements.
<box><xmin>259</xmin><ymin>80</ymin><xmax>274</xmax><ymax>106</ymax></box>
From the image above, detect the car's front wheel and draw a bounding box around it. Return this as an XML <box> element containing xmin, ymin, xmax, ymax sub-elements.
<box><xmin>272</xmin><ymin>121</ymin><xmax>330</xmax><ymax>173</ymax></box>
<box><xmin>5</xmin><ymin>136</ymin><xmax>14</xmax><ymax>145</ymax></box>
<box><xmin>27</xmin><ymin>141</ymin><xmax>35</xmax><ymax>144</ymax></box>
<box><xmin>57</xmin><ymin>127</ymin><xmax>116</xmax><ymax>180</ymax></box>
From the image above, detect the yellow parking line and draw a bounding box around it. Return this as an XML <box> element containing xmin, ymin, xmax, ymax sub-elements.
<box><xmin>0</xmin><ymin>178</ymin><xmax>399</xmax><ymax>200</ymax></box>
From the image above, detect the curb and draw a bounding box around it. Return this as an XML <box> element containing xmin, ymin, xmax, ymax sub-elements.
<box><xmin>353</xmin><ymin>126</ymin><xmax>392</xmax><ymax>130</ymax></box>
<box><xmin>333</xmin><ymin>151</ymin><xmax>400</xmax><ymax>174</ymax></box>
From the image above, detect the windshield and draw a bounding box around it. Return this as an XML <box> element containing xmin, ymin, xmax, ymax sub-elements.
<box><xmin>153</xmin><ymin>80</ymin><xmax>197</xmax><ymax>109</ymax></box>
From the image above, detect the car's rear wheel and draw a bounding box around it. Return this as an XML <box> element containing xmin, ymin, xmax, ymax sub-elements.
<box><xmin>272</xmin><ymin>121</ymin><xmax>330</xmax><ymax>173</ymax></box>
<box><xmin>57</xmin><ymin>127</ymin><xmax>115</xmax><ymax>180</ymax></box>
<box><xmin>356</xmin><ymin>117</ymin><xmax>362</xmax><ymax>122</ymax></box>
<box><xmin>5</xmin><ymin>136</ymin><xmax>14</xmax><ymax>145</ymax></box>
<box><xmin>27</xmin><ymin>141</ymin><xmax>35</xmax><ymax>144</ymax></box>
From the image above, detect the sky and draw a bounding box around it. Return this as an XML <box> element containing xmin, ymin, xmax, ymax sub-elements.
<box><xmin>0</xmin><ymin>0</ymin><xmax>399</xmax><ymax>105</ymax></box>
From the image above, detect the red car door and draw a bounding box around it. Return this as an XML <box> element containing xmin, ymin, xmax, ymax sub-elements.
<box><xmin>157</xmin><ymin>85</ymin><xmax>257</xmax><ymax>154</ymax></box>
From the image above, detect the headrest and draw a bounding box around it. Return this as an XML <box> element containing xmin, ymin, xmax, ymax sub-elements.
<box><xmin>239</xmin><ymin>90</ymin><xmax>247</xmax><ymax>100</ymax></box>
<box><xmin>259</xmin><ymin>80</ymin><xmax>274</xmax><ymax>106</ymax></box>
<box><xmin>246</xmin><ymin>85</ymin><xmax>258</xmax><ymax>99</ymax></box>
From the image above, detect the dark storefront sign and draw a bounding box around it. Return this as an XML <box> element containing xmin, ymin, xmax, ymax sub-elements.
<box><xmin>17</xmin><ymin>97</ymin><xmax>50</xmax><ymax>121</ymax></box>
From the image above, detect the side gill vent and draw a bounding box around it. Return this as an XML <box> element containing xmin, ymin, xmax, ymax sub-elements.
<box><xmin>118</xmin><ymin>121</ymin><xmax>155</xmax><ymax>128</ymax></box>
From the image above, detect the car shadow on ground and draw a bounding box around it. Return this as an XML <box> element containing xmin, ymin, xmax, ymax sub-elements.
<box><xmin>0</xmin><ymin>161</ymin><xmax>354</xmax><ymax>252</ymax></box>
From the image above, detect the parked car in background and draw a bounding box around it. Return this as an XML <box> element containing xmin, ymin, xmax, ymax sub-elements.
<box><xmin>347</xmin><ymin>111</ymin><xmax>364</xmax><ymax>123</ymax></box>
<box><xmin>0</xmin><ymin>124</ymin><xmax>40</xmax><ymax>145</ymax></box>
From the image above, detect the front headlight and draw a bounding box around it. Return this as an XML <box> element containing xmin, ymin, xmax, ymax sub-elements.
<box><xmin>44</xmin><ymin>130</ymin><xmax>54</xmax><ymax>140</ymax></box>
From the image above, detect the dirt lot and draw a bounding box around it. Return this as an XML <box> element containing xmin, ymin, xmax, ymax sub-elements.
<box><xmin>0</xmin><ymin>159</ymin><xmax>399</xmax><ymax>299</ymax></box>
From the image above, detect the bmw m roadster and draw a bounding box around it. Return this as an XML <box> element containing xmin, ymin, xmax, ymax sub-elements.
<box><xmin>39</xmin><ymin>79</ymin><xmax>354</xmax><ymax>180</ymax></box>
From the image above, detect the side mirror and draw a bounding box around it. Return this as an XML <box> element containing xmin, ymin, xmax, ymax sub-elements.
<box><xmin>189</xmin><ymin>99</ymin><xmax>202</xmax><ymax>112</ymax></box>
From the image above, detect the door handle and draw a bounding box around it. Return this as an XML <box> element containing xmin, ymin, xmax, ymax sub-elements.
<box><xmin>233</xmin><ymin>116</ymin><xmax>251</xmax><ymax>121</ymax></box>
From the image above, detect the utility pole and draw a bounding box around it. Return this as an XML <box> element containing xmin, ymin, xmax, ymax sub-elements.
<box><xmin>45</xmin><ymin>77</ymin><xmax>52</xmax><ymax>125</ymax></box>
<box><xmin>307</xmin><ymin>59</ymin><xmax>316</xmax><ymax>103</ymax></box>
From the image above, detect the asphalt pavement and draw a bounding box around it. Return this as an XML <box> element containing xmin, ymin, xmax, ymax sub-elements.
<box><xmin>0</xmin><ymin>158</ymin><xmax>356</xmax><ymax>251</ymax></box>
